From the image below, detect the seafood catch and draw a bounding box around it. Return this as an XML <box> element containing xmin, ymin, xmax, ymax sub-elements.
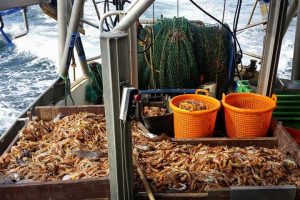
<box><xmin>178</xmin><ymin>100</ymin><xmax>207</xmax><ymax>111</ymax></box>
<box><xmin>0</xmin><ymin>112</ymin><xmax>109</xmax><ymax>182</ymax></box>
<box><xmin>133</xmin><ymin>141</ymin><xmax>300</xmax><ymax>192</ymax></box>
<box><xmin>143</xmin><ymin>106</ymin><xmax>168</xmax><ymax>117</ymax></box>
<box><xmin>0</xmin><ymin>112</ymin><xmax>299</xmax><ymax>193</ymax></box>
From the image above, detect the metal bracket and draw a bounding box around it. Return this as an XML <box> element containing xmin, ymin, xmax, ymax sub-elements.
<box><xmin>14</xmin><ymin>7</ymin><xmax>29</xmax><ymax>39</ymax></box>
<box><xmin>120</xmin><ymin>87</ymin><xmax>139</xmax><ymax>121</ymax></box>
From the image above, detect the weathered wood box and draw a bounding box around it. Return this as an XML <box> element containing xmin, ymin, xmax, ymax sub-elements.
<box><xmin>0</xmin><ymin>106</ymin><xmax>299</xmax><ymax>200</ymax></box>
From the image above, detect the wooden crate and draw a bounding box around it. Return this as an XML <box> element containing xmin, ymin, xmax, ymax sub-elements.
<box><xmin>0</xmin><ymin>106</ymin><xmax>299</xmax><ymax>200</ymax></box>
<box><xmin>0</xmin><ymin>106</ymin><xmax>110</xmax><ymax>200</ymax></box>
<box><xmin>35</xmin><ymin>105</ymin><xmax>105</xmax><ymax>121</ymax></box>
<box><xmin>136</xmin><ymin>122</ymin><xmax>300</xmax><ymax>200</ymax></box>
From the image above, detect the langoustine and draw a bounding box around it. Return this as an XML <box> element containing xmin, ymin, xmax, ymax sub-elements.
<box><xmin>133</xmin><ymin>141</ymin><xmax>300</xmax><ymax>192</ymax></box>
<box><xmin>0</xmin><ymin>112</ymin><xmax>108</xmax><ymax>182</ymax></box>
<box><xmin>0</xmin><ymin>112</ymin><xmax>299</xmax><ymax>194</ymax></box>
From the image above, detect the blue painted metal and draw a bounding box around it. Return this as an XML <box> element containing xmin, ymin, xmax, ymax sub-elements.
<box><xmin>0</xmin><ymin>8</ymin><xmax>21</xmax><ymax>16</ymax></box>
<box><xmin>65</xmin><ymin>32</ymin><xmax>78</xmax><ymax>71</ymax></box>
<box><xmin>227</xmin><ymin>29</ymin><xmax>234</xmax><ymax>83</ymax></box>
<box><xmin>139</xmin><ymin>89</ymin><xmax>196</xmax><ymax>94</ymax></box>
<box><xmin>0</xmin><ymin>8</ymin><xmax>22</xmax><ymax>45</ymax></box>
<box><xmin>0</xmin><ymin>15</ymin><xmax>13</xmax><ymax>45</ymax></box>
<box><xmin>0</xmin><ymin>28</ymin><xmax>13</xmax><ymax>45</ymax></box>
<box><xmin>75</xmin><ymin>34</ymin><xmax>87</xmax><ymax>62</ymax></box>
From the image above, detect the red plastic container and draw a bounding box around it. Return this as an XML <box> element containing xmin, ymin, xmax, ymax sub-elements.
<box><xmin>285</xmin><ymin>126</ymin><xmax>300</xmax><ymax>145</ymax></box>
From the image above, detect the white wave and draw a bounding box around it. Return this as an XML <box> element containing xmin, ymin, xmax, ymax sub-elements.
<box><xmin>0</xmin><ymin>107</ymin><xmax>20</xmax><ymax>133</ymax></box>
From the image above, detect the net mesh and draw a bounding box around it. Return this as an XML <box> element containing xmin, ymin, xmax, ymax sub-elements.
<box><xmin>153</xmin><ymin>17</ymin><xmax>199</xmax><ymax>89</ymax></box>
<box><xmin>138</xmin><ymin>17</ymin><xmax>232</xmax><ymax>97</ymax></box>
<box><xmin>85</xmin><ymin>63</ymin><xmax>103</xmax><ymax>104</ymax></box>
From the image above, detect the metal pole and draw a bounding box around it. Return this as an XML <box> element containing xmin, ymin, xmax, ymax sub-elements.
<box><xmin>74</xmin><ymin>36</ymin><xmax>89</xmax><ymax>77</ymax></box>
<box><xmin>113</xmin><ymin>0</ymin><xmax>155</xmax><ymax>32</ymax></box>
<box><xmin>292</xmin><ymin>0</ymin><xmax>300</xmax><ymax>80</ymax></box>
<box><xmin>247</xmin><ymin>0</ymin><xmax>258</xmax><ymax>25</ymax></box>
<box><xmin>67</xmin><ymin>0</ymin><xmax>72</xmax><ymax>21</ymax></box>
<box><xmin>92</xmin><ymin>0</ymin><xmax>101</xmax><ymax>20</ymax></box>
<box><xmin>237</xmin><ymin>20</ymin><xmax>267</xmax><ymax>33</ymax></box>
<box><xmin>81</xmin><ymin>18</ymin><xmax>99</xmax><ymax>29</ymax></box>
<box><xmin>284</xmin><ymin>0</ymin><xmax>298</xmax><ymax>35</ymax></box>
<box><xmin>15</xmin><ymin>8</ymin><xmax>29</xmax><ymax>39</ymax></box>
<box><xmin>99</xmin><ymin>1</ymin><xmax>154</xmax><ymax>199</ymax></box>
<box><xmin>177</xmin><ymin>0</ymin><xmax>179</xmax><ymax>17</ymax></box>
<box><xmin>100</xmin><ymin>31</ymin><xmax>133</xmax><ymax>200</ymax></box>
<box><xmin>67</xmin><ymin>0</ymin><xmax>89</xmax><ymax>78</ymax></box>
<box><xmin>60</xmin><ymin>0</ymin><xmax>85</xmax><ymax>77</ymax></box>
<box><xmin>87</xmin><ymin>55</ymin><xmax>101</xmax><ymax>62</ymax></box>
<box><xmin>57</xmin><ymin>0</ymin><xmax>67</xmax><ymax>69</ymax></box>
<box><xmin>257</xmin><ymin>0</ymin><xmax>288</xmax><ymax>96</ymax></box>
<box><xmin>129</xmin><ymin>23</ymin><xmax>138</xmax><ymax>87</ymax></box>
<box><xmin>124</xmin><ymin>0</ymin><xmax>139</xmax><ymax>13</ymax></box>
<box><xmin>243</xmin><ymin>51</ymin><xmax>262</xmax><ymax>60</ymax></box>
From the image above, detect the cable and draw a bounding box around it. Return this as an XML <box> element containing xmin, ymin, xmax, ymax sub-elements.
<box><xmin>103</xmin><ymin>0</ymin><xmax>111</xmax><ymax>31</ymax></box>
<box><xmin>102</xmin><ymin>0</ymin><xmax>129</xmax><ymax>31</ymax></box>
<box><xmin>189</xmin><ymin>0</ymin><xmax>243</xmax><ymax>85</ymax></box>
<box><xmin>189</xmin><ymin>0</ymin><xmax>242</xmax><ymax>53</ymax></box>
<box><xmin>233</xmin><ymin>0</ymin><xmax>242</xmax><ymax>34</ymax></box>
<box><xmin>233</xmin><ymin>0</ymin><xmax>243</xmax><ymax>80</ymax></box>
<box><xmin>137</xmin><ymin>41</ymin><xmax>153</xmax><ymax>54</ymax></box>
<box><xmin>232</xmin><ymin>0</ymin><xmax>240</xmax><ymax>32</ymax></box>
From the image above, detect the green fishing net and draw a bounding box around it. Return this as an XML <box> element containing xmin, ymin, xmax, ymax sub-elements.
<box><xmin>138</xmin><ymin>17</ymin><xmax>231</xmax><ymax>96</ymax></box>
<box><xmin>85</xmin><ymin>62</ymin><xmax>103</xmax><ymax>104</ymax></box>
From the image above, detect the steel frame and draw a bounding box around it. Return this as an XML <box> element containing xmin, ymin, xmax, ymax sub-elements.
<box><xmin>257</xmin><ymin>0</ymin><xmax>288</xmax><ymax>96</ymax></box>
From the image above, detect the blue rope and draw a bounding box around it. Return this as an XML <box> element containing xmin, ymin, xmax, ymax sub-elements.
<box><xmin>139</xmin><ymin>89</ymin><xmax>196</xmax><ymax>94</ymax></box>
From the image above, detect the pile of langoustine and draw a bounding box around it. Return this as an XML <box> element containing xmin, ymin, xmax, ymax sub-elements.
<box><xmin>0</xmin><ymin>112</ymin><xmax>109</xmax><ymax>182</ymax></box>
<box><xmin>133</xmin><ymin>137</ymin><xmax>300</xmax><ymax>192</ymax></box>
<box><xmin>0</xmin><ymin>112</ymin><xmax>299</xmax><ymax>193</ymax></box>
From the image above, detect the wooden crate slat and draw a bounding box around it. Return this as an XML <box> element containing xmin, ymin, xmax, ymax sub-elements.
<box><xmin>0</xmin><ymin>178</ymin><xmax>110</xmax><ymax>200</ymax></box>
<box><xmin>174</xmin><ymin>137</ymin><xmax>278</xmax><ymax>148</ymax></box>
<box><xmin>35</xmin><ymin>105</ymin><xmax>105</xmax><ymax>121</ymax></box>
<box><xmin>275</xmin><ymin>123</ymin><xmax>300</xmax><ymax>166</ymax></box>
<box><xmin>135</xmin><ymin>192</ymin><xmax>208</xmax><ymax>200</ymax></box>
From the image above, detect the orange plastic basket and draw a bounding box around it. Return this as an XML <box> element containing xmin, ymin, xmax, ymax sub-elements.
<box><xmin>169</xmin><ymin>89</ymin><xmax>221</xmax><ymax>138</ymax></box>
<box><xmin>222</xmin><ymin>93</ymin><xmax>277</xmax><ymax>138</ymax></box>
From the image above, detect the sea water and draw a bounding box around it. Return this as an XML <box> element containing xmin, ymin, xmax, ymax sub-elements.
<box><xmin>0</xmin><ymin>0</ymin><xmax>296</xmax><ymax>135</ymax></box>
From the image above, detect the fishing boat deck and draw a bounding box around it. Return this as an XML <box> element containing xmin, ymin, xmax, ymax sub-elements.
<box><xmin>0</xmin><ymin>106</ymin><xmax>299</xmax><ymax>200</ymax></box>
